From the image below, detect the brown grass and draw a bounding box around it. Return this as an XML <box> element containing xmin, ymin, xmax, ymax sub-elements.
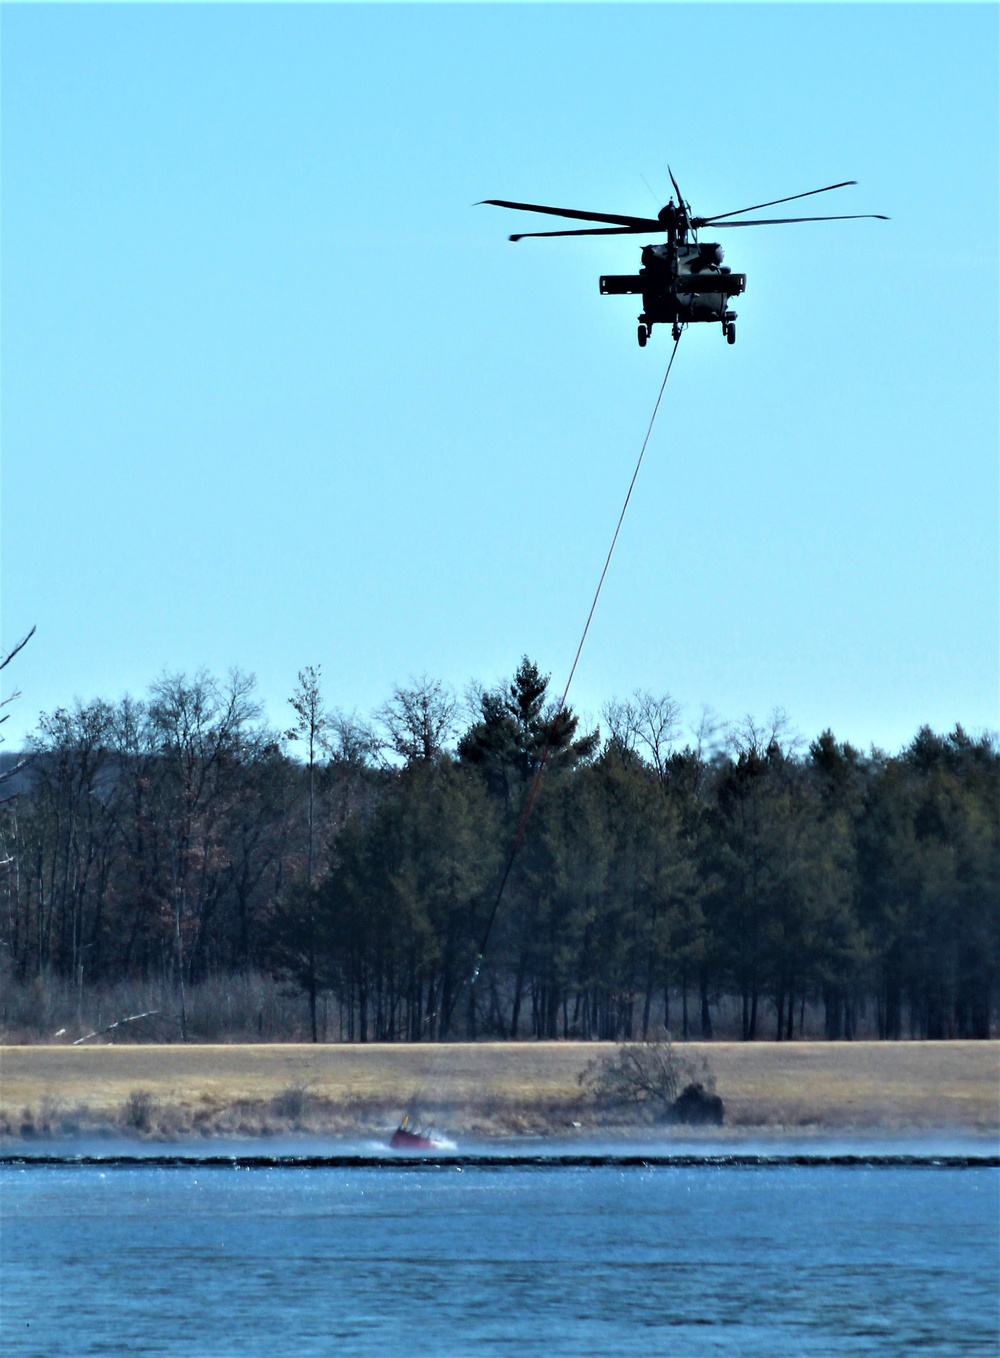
<box><xmin>1</xmin><ymin>1040</ymin><xmax>997</xmax><ymax>1140</ymax></box>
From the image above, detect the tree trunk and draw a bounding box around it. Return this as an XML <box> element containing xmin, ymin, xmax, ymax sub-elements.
<box><xmin>308</xmin><ymin>948</ymin><xmax>318</xmax><ymax>1043</ymax></box>
<box><xmin>174</xmin><ymin>902</ymin><xmax>188</xmax><ymax>1042</ymax></box>
<box><xmin>641</xmin><ymin>981</ymin><xmax>653</xmax><ymax>1040</ymax></box>
<box><xmin>509</xmin><ymin>962</ymin><xmax>525</xmax><ymax>1040</ymax></box>
<box><xmin>699</xmin><ymin>969</ymin><xmax>713</xmax><ymax>1038</ymax></box>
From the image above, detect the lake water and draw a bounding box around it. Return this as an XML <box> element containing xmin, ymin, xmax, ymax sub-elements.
<box><xmin>2</xmin><ymin>1150</ymin><xmax>998</xmax><ymax>1356</ymax></box>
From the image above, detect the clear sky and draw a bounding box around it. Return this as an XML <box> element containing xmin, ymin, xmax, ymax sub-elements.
<box><xmin>2</xmin><ymin>3</ymin><xmax>997</xmax><ymax>756</ymax></box>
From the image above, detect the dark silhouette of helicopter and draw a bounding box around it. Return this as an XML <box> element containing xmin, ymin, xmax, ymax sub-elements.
<box><xmin>482</xmin><ymin>170</ymin><xmax>887</xmax><ymax>347</ymax></box>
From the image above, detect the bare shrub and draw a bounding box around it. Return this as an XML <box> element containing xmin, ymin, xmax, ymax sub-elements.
<box><xmin>270</xmin><ymin>1085</ymin><xmax>309</xmax><ymax>1122</ymax></box>
<box><xmin>185</xmin><ymin>973</ymin><xmax>309</xmax><ymax>1042</ymax></box>
<box><xmin>0</xmin><ymin>970</ymin><xmax>319</xmax><ymax>1045</ymax></box>
<box><xmin>578</xmin><ymin>1037</ymin><xmax>722</xmax><ymax>1124</ymax></box>
<box><xmin>124</xmin><ymin>1089</ymin><xmax>156</xmax><ymax>1133</ymax></box>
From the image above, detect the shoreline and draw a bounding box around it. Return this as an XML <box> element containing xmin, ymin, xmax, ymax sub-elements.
<box><xmin>2</xmin><ymin>1040</ymin><xmax>997</xmax><ymax>1142</ymax></box>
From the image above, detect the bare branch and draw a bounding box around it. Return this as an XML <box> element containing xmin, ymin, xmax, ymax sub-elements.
<box><xmin>0</xmin><ymin>755</ymin><xmax>31</xmax><ymax>788</ymax></box>
<box><xmin>0</xmin><ymin>625</ymin><xmax>36</xmax><ymax>673</ymax></box>
<box><xmin>72</xmin><ymin>1010</ymin><xmax>165</xmax><ymax>1045</ymax></box>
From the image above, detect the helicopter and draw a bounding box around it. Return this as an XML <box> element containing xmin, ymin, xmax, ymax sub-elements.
<box><xmin>481</xmin><ymin>170</ymin><xmax>887</xmax><ymax>347</ymax></box>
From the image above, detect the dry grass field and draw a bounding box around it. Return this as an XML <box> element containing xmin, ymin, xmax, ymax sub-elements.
<box><xmin>1</xmin><ymin>1040</ymin><xmax>997</xmax><ymax>1140</ymax></box>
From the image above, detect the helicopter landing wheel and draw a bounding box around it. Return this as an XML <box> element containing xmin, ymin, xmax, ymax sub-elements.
<box><xmin>726</xmin><ymin>322</ymin><xmax>736</xmax><ymax>345</ymax></box>
<box><xmin>637</xmin><ymin>324</ymin><xmax>648</xmax><ymax>348</ymax></box>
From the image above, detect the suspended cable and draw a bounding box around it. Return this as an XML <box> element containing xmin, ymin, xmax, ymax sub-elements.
<box><xmin>393</xmin><ymin>338</ymin><xmax>684</xmax><ymax>1140</ymax></box>
<box><xmin>456</xmin><ymin>331</ymin><xmax>684</xmax><ymax>1021</ymax></box>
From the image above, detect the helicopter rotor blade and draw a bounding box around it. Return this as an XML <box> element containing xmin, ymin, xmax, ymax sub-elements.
<box><xmin>667</xmin><ymin>165</ymin><xmax>686</xmax><ymax>210</ymax></box>
<box><xmin>479</xmin><ymin>199</ymin><xmax>660</xmax><ymax>230</ymax></box>
<box><xmin>694</xmin><ymin>180</ymin><xmax>861</xmax><ymax>225</ymax></box>
<box><xmin>710</xmin><ymin>213</ymin><xmax>889</xmax><ymax>227</ymax></box>
<box><xmin>508</xmin><ymin>225</ymin><xmax>652</xmax><ymax>241</ymax></box>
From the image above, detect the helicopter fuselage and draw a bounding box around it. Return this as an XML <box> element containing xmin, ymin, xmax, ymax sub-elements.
<box><xmin>600</xmin><ymin>241</ymin><xmax>746</xmax><ymax>346</ymax></box>
<box><xmin>483</xmin><ymin>175</ymin><xmax>884</xmax><ymax>347</ymax></box>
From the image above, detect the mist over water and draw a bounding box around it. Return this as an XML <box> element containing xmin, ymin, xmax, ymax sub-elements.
<box><xmin>4</xmin><ymin>1128</ymin><xmax>997</xmax><ymax>1161</ymax></box>
<box><xmin>3</xmin><ymin>1160</ymin><xmax>997</xmax><ymax>1356</ymax></box>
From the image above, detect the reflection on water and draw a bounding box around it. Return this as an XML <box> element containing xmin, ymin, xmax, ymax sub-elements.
<box><xmin>2</xmin><ymin>1160</ymin><xmax>997</xmax><ymax>1356</ymax></box>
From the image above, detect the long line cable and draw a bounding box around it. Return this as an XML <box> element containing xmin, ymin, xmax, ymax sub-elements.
<box><xmin>397</xmin><ymin>337</ymin><xmax>684</xmax><ymax>1130</ymax></box>
<box><xmin>451</xmin><ymin>331</ymin><xmax>683</xmax><ymax>1026</ymax></box>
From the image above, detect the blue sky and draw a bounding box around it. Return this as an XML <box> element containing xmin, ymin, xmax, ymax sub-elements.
<box><xmin>2</xmin><ymin>3</ymin><xmax>997</xmax><ymax>755</ymax></box>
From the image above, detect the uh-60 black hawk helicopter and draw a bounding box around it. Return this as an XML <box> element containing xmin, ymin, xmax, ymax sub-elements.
<box><xmin>481</xmin><ymin>171</ymin><xmax>887</xmax><ymax>347</ymax></box>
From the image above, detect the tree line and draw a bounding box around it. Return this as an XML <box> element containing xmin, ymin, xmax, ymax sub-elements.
<box><xmin>1</xmin><ymin>659</ymin><xmax>996</xmax><ymax>1041</ymax></box>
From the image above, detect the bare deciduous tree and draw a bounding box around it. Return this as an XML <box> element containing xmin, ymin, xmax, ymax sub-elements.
<box><xmin>330</xmin><ymin>711</ymin><xmax>380</xmax><ymax>769</ymax></box>
<box><xmin>602</xmin><ymin>690</ymin><xmax>681</xmax><ymax>784</ymax></box>
<box><xmin>286</xmin><ymin>666</ymin><xmax>333</xmax><ymax>888</ymax></box>
<box><xmin>577</xmin><ymin>1036</ymin><xmax>721</xmax><ymax>1122</ymax></box>
<box><xmin>0</xmin><ymin>626</ymin><xmax>36</xmax><ymax>791</ymax></box>
<box><xmin>726</xmin><ymin>708</ymin><xmax>802</xmax><ymax>762</ymax></box>
<box><xmin>148</xmin><ymin>668</ymin><xmax>268</xmax><ymax>1039</ymax></box>
<box><xmin>376</xmin><ymin>676</ymin><xmax>457</xmax><ymax>765</ymax></box>
<box><xmin>285</xmin><ymin>666</ymin><xmax>335</xmax><ymax>1042</ymax></box>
